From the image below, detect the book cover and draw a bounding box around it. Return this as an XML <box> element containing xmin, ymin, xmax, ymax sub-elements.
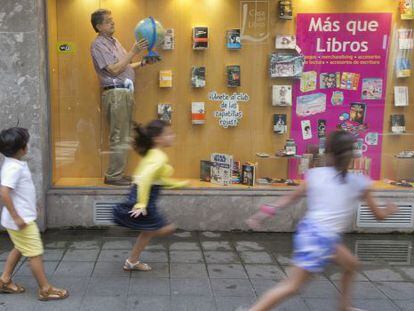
<box><xmin>318</xmin><ymin>119</ymin><xmax>327</xmax><ymax>138</ymax></box>
<box><xmin>398</xmin><ymin>28</ymin><xmax>414</xmax><ymax>49</ymax></box>
<box><xmin>200</xmin><ymin>160</ymin><xmax>212</xmax><ymax>182</ymax></box>
<box><xmin>162</xmin><ymin>28</ymin><xmax>175</xmax><ymax>50</ymax></box>
<box><xmin>232</xmin><ymin>161</ymin><xmax>242</xmax><ymax>184</ymax></box>
<box><xmin>157</xmin><ymin>104</ymin><xmax>172</xmax><ymax>123</ymax></box>
<box><xmin>191</xmin><ymin>102</ymin><xmax>205</xmax><ymax>125</ymax></box>
<box><xmin>272</xmin><ymin>85</ymin><xmax>292</xmax><ymax>106</ymax></box>
<box><xmin>400</xmin><ymin>0</ymin><xmax>414</xmax><ymax>20</ymax></box>
<box><xmin>273</xmin><ymin>114</ymin><xmax>287</xmax><ymax>134</ymax></box>
<box><xmin>340</xmin><ymin>72</ymin><xmax>360</xmax><ymax>90</ymax></box>
<box><xmin>391</xmin><ymin>114</ymin><xmax>406</xmax><ymax>133</ymax></box>
<box><xmin>191</xmin><ymin>66</ymin><xmax>206</xmax><ymax>88</ymax></box>
<box><xmin>279</xmin><ymin>0</ymin><xmax>293</xmax><ymax>20</ymax></box>
<box><xmin>394</xmin><ymin>86</ymin><xmax>409</xmax><ymax>106</ymax></box>
<box><xmin>349</xmin><ymin>103</ymin><xmax>367</xmax><ymax>124</ymax></box>
<box><xmin>226</xmin><ymin>29</ymin><xmax>241</xmax><ymax>49</ymax></box>
<box><xmin>242</xmin><ymin>163</ymin><xmax>256</xmax><ymax>186</ymax></box>
<box><xmin>275</xmin><ymin>35</ymin><xmax>296</xmax><ymax>49</ymax></box>
<box><xmin>159</xmin><ymin>70</ymin><xmax>172</xmax><ymax>87</ymax></box>
<box><xmin>193</xmin><ymin>26</ymin><xmax>208</xmax><ymax>49</ymax></box>
<box><xmin>361</xmin><ymin>78</ymin><xmax>383</xmax><ymax>100</ymax></box>
<box><xmin>300</xmin><ymin>71</ymin><xmax>317</xmax><ymax>92</ymax></box>
<box><xmin>269</xmin><ymin>53</ymin><xmax>304</xmax><ymax>78</ymax></box>
<box><xmin>210</xmin><ymin>153</ymin><xmax>233</xmax><ymax>186</ymax></box>
<box><xmin>396</xmin><ymin>57</ymin><xmax>411</xmax><ymax>77</ymax></box>
<box><xmin>320</xmin><ymin>72</ymin><xmax>340</xmax><ymax>89</ymax></box>
<box><xmin>227</xmin><ymin>65</ymin><xmax>241</xmax><ymax>87</ymax></box>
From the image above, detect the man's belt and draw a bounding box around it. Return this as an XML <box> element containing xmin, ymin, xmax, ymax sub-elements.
<box><xmin>103</xmin><ymin>85</ymin><xmax>127</xmax><ymax>90</ymax></box>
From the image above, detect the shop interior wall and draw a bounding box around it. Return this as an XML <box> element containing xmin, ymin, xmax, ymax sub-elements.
<box><xmin>48</xmin><ymin>0</ymin><xmax>414</xmax><ymax>184</ymax></box>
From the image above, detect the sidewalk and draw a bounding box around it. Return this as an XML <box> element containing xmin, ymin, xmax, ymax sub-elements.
<box><xmin>0</xmin><ymin>229</ymin><xmax>413</xmax><ymax>311</ymax></box>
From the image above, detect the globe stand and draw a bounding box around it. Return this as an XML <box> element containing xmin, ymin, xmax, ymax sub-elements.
<box><xmin>144</xmin><ymin>50</ymin><xmax>162</xmax><ymax>63</ymax></box>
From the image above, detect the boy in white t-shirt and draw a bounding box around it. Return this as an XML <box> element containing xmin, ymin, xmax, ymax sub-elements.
<box><xmin>0</xmin><ymin>127</ymin><xmax>68</xmax><ymax>301</ymax></box>
<box><xmin>246</xmin><ymin>130</ymin><xmax>397</xmax><ymax>311</ymax></box>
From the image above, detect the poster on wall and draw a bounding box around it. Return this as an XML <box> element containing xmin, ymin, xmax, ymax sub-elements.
<box><xmin>290</xmin><ymin>13</ymin><xmax>392</xmax><ymax>180</ymax></box>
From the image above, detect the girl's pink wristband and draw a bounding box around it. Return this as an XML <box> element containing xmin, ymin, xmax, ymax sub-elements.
<box><xmin>260</xmin><ymin>204</ymin><xmax>278</xmax><ymax>216</ymax></box>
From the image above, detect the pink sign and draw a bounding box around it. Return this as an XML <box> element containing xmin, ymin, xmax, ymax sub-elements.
<box><xmin>290</xmin><ymin>13</ymin><xmax>392</xmax><ymax>179</ymax></box>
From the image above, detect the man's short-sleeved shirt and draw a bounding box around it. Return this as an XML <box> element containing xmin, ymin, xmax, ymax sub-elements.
<box><xmin>91</xmin><ymin>34</ymin><xmax>135</xmax><ymax>87</ymax></box>
<box><xmin>1</xmin><ymin>157</ymin><xmax>37</xmax><ymax>230</ymax></box>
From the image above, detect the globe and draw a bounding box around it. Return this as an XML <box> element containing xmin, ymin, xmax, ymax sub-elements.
<box><xmin>134</xmin><ymin>17</ymin><xmax>165</xmax><ymax>57</ymax></box>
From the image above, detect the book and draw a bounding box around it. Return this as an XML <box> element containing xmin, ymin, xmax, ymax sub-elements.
<box><xmin>391</xmin><ymin>114</ymin><xmax>406</xmax><ymax>133</ymax></box>
<box><xmin>162</xmin><ymin>28</ymin><xmax>175</xmax><ymax>50</ymax></box>
<box><xmin>226</xmin><ymin>29</ymin><xmax>241</xmax><ymax>49</ymax></box>
<box><xmin>191</xmin><ymin>66</ymin><xmax>206</xmax><ymax>88</ymax></box>
<box><xmin>300</xmin><ymin>71</ymin><xmax>317</xmax><ymax>92</ymax></box>
<box><xmin>269</xmin><ymin>53</ymin><xmax>304</xmax><ymax>78</ymax></box>
<box><xmin>398</xmin><ymin>28</ymin><xmax>414</xmax><ymax>49</ymax></box>
<box><xmin>210</xmin><ymin>153</ymin><xmax>233</xmax><ymax>186</ymax></box>
<box><xmin>232</xmin><ymin>161</ymin><xmax>242</xmax><ymax>184</ymax></box>
<box><xmin>394</xmin><ymin>86</ymin><xmax>409</xmax><ymax>106</ymax></box>
<box><xmin>227</xmin><ymin>65</ymin><xmax>241</xmax><ymax>87</ymax></box>
<box><xmin>349</xmin><ymin>103</ymin><xmax>367</xmax><ymax>124</ymax></box>
<box><xmin>193</xmin><ymin>27</ymin><xmax>208</xmax><ymax>49</ymax></box>
<box><xmin>279</xmin><ymin>0</ymin><xmax>293</xmax><ymax>20</ymax></box>
<box><xmin>396</xmin><ymin>57</ymin><xmax>411</xmax><ymax>77</ymax></box>
<box><xmin>157</xmin><ymin>104</ymin><xmax>172</xmax><ymax>123</ymax></box>
<box><xmin>400</xmin><ymin>0</ymin><xmax>414</xmax><ymax>20</ymax></box>
<box><xmin>317</xmin><ymin>119</ymin><xmax>327</xmax><ymax>138</ymax></box>
<box><xmin>361</xmin><ymin>78</ymin><xmax>383</xmax><ymax>100</ymax></box>
<box><xmin>191</xmin><ymin>102</ymin><xmax>205</xmax><ymax>125</ymax></box>
<box><xmin>159</xmin><ymin>70</ymin><xmax>172</xmax><ymax>87</ymax></box>
<box><xmin>200</xmin><ymin>160</ymin><xmax>212</xmax><ymax>182</ymax></box>
<box><xmin>340</xmin><ymin>72</ymin><xmax>360</xmax><ymax>90</ymax></box>
<box><xmin>320</xmin><ymin>72</ymin><xmax>340</xmax><ymax>89</ymax></box>
<box><xmin>275</xmin><ymin>35</ymin><xmax>296</xmax><ymax>49</ymax></box>
<box><xmin>242</xmin><ymin>163</ymin><xmax>256</xmax><ymax>186</ymax></box>
<box><xmin>272</xmin><ymin>85</ymin><xmax>292</xmax><ymax>106</ymax></box>
<box><xmin>273</xmin><ymin>114</ymin><xmax>287</xmax><ymax>134</ymax></box>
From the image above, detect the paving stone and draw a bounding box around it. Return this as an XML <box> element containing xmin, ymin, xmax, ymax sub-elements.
<box><xmin>304</xmin><ymin>298</ymin><xmax>338</xmax><ymax>311</ymax></box>
<box><xmin>211</xmin><ymin>278</ymin><xmax>255</xmax><ymax>297</ymax></box>
<box><xmin>204</xmin><ymin>251</ymin><xmax>241</xmax><ymax>264</ymax></box>
<box><xmin>86</xmin><ymin>276</ymin><xmax>129</xmax><ymax>297</ymax></box>
<box><xmin>215</xmin><ymin>296</ymin><xmax>255</xmax><ymax>311</ymax></box>
<box><xmin>170</xmin><ymin>263</ymin><xmax>208</xmax><ymax>278</ymax></box>
<box><xmin>173</xmin><ymin>231</ymin><xmax>193</xmax><ymax>238</ymax></box>
<box><xmin>170</xmin><ymin>242</ymin><xmax>201</xmax><ymax>250</ymax></box>
<box><xmin>201</xmin><ymin>232</ymin><xmax>222</xmax><ymax>238</ymax></box>
<box><xmin>97</xmin><ymin>249</ymin><xmax>130</xmax><ymax>262</ymax></box>
<box><xmin>202</xmin><ymin>241</ymin><xmax>233</xmax><ymax>251</ymax></box>
<box><xmin>274</xmin><ymin>254</ymin><xmax>292</xmax><ymax>266</ymax></box>
<box><xmin>42</xmin><ymin>249</ymin><xmax>65</xmax><ymax>261</ymax></box>
<box><xmin>362</xmin><ymin>267</ymin><xmax>406</xmax><ymax>281</ymax></box>
<box><xmin>127</xmin><ymin>295</ymin><xmax>171</xmax><ymax>311</ymax></box>
<box><xmin>324</xmin><ymin>265</ymin><xmax>369</xmax><ymax>282</ymax></box>
<box><xmin>129</xmin><ymin>277</ymin><xmax>170</xmax><ymax>296</ymax></box>
<box><xmin>55</xmin><ymin>261</ymin><xmax>94</xmax><ymax>276</ymax></box>
<box><xmin>393</xmin><ymin>300</ymin><xmax>414</xmax><ymax>311</ymax></box>
<box><xmin>130</xmin><ymin>262</ymin><xmax>170</xmax><ymax>278</ymax></box>
<box><xmin>102</xmin><ymin>240</ymin><xmax>133</xmax><ymax>250</ymax></box>
<box><xmin>240</xmin><ymin>251</ymin><xmax>274</xmax><ymax>264</ymax></box>
<box><xmin>273</xmin><ymin>297</ymin><xmax>310</xmax><ymax>311</ymax></box>
<box><xmin>92</xmin><ymin>261</ymin><xmax>131</xmax><ymax>277</ymax></box>
<box><xmin>171</xmin><ymin>296</ymin><xmax>216</xmax><ymax>311</ymax></box>
<box><xmin>170</xmin><ymin>250</ymin><xmax>203</xmax><ymax>263</ymax></box>
<box><xmin>334</xmin><ymin>281</ymin><xmax>388</xmax><ymax>299</ymax></box>
<box><xmin>80</xmin><ymin>296</ymin><xmax>127</xmax><ymax>311</ymax></box>
<box><xmin>374</xmin><ymin>281</ymin><xmax>414</xmax><ymax>300</ymax></box>
<box><xmin>245</xmin><ymin>265</ymin><xmax>286</xmax><ymax>280</ymax></box>
<box><xmin>207</xmin><ymin>264</ymin><xmax>248</xmax><ymax>279</ymax></box>
<box><xmin>140</xmin><ymin>250</ymin><xmax>169</xmax><ymax>263</ymax></box>
<box><xmin>44</xmin><ymin>241</ymin><xmax>68</xmax><ymax>249</ymax></box>
<box><xmin>250</xmin><ymin>278</ymin><xmax>279</xmax><ymax>296</ymax></box>
<box><xmin>67</xmin><ymin>240</ymin><xmax>101</xmax><ymax>250</ymax></box>
<box><xmin>170</xmin><ymin>278</ymin><xmax>212</xmax><ymax>296</ymax></box>
<box><xmin>62</xmin><ymin>249</ymin><xmax>99</xmax><ymax>262</ymax></box>
<box><xmin>300</xmin><ymin>281</ymin><xmax>339</xmax><ymax>298</ymax></box>
<box><xmin>235</xmin><ymin>241</ymin><xmax>265</xmax><ymax>251</ymax></box>
<box><xmin>352</xmin><ymin>299</ymin><xmax>401</xmax><ymax>311</ymax></box>
<box><xmin>398</xmin><ymin>267</ymin><xmax>414</xmax><ymax>281</ymax></box>
<box><xmin>15</xmin><ymin>261</ymin><xmax>59</xmax><ymax>276</ymax></box>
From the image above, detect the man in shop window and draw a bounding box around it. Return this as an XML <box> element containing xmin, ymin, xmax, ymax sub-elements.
<box><xmin>90</xmin><ymin>9</ymin><xmax>155</xmax><ymax>186</ymax></box>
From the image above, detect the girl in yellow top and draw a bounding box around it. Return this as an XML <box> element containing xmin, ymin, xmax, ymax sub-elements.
<box><xmin>113</xmin><ymin>120</ymin><xmax>188</xmax><ymax>271</ymax></box>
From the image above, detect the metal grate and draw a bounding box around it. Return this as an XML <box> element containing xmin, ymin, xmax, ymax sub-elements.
<box><xmin>355</xmin><ymin>240</ymin><xmax>412</xmax><ymax>265</ymax></box>
<box><xmin>94</xmin><ymin>202</ymin><xmax>119</xmax><ymax>225</ymax></box>
<box><xmin>356</xmin><ymin>203</ymin><xmax>413</xmax><ymax>228</ymax></box>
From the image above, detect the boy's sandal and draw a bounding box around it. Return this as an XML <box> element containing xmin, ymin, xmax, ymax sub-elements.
<box><xmin>0</xmin><ymin>279</ymin><xmax>25</xmax><ymax>294</ymax></box>
<box><xmin>123</xmin><ymin>259</ymin><xmax>152</xmax><ymax>271</ymax></box>
<box><xmin>38</xmin><ymin>287</ymin><xmax>69</xmax><ymax>301</ymax></box>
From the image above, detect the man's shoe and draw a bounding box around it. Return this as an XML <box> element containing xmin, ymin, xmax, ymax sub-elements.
<box><xmin>104</xmin><ymin>177</ymin><xmax>131</xmax><ymax>186</ymax></box>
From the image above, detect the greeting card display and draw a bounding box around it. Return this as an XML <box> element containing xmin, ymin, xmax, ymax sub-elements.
<box><xmin>162</xmin><ymin>28</ymin><xmax>175</xmax><ymax>50</ymax></box>
<box><xmin>272</xmin><ymin>85</ymin><xmax>292</xmax><ymax>106</ymax></box>
<box><xmin>226</xmin><ymin>29</ymin><xmax>241</xmax><ymax>49</ymax></box>
<box><xmin>275</xmin><ymin>35</ymin><xmax>296</xmax><ymax>49</ymax></box>
<box><xmin>269</xmin><ymin>53</ymin><xmax>304</xmax><ymax>78</ymax></box>
<box><xmin>158</xmin><ymin>104</ymin><xmax>172</xmax><ymax>123</ymax></box>
<box><xmin>193</xmin><ymin>27</ymin><xmax>208</xmax><ymax>49</ymax></box>
<box><xmin>191</xmin><ymin>66</ymin><xmax>206</xmax><ymax>88</ymax></box>
<box><xmin>227</xmin><ymin>65</ymin><xmax>241</xmax><ymax>87</ymax></box>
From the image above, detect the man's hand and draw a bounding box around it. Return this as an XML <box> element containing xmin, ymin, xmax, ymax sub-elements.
<box><xmin>13</xmin><ymin>216</ymin><xmax>27</xmax><ymax>230</ymax></box>
<box><xmin>131</xmin><ymin>39</ymin><xmax>149</xmax><ymax>54</ymax></box>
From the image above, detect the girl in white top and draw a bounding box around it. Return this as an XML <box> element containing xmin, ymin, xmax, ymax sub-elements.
<box><xmin>246</xmin><ymin>130</ymin><xmax>397</xmax><ymax>311</ymax></box>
